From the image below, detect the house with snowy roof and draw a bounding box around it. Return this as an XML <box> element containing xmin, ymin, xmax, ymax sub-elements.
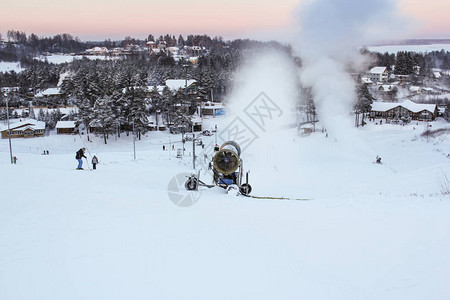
<box><xmin>190</xmin><ymin>114</ymin><xmax>203</xmax><ymax>132</ymax></box>
<box><xmin>165</xmin><ymin>79</ymin><xmax>197</xmax><ymax>94</ymax></box>
<box><xmin>146</xmin><ymin>41</ymin><xmax>157</xmax><ymax>48</ymax></box>
<box><xmin>0</xmin><ymin>119</ymin><xmax>46</xmax><ymax>139</ymax></box>
<box><xmin>378</xmin><ymin>85</ymin><xmax>396</xmax><ymax>92</ymax></box>
<box><xmin>86</xmin><ymin>47</ymin><xmax>109</xmax><ymax>55</ymax></box>
<box><xmin>422</xmin><ymin>87</ymin><xmax>439</xmax><ymax>95</ymax></box>
<box><xmin>361</xmin><ymin>77</ymin><xmax>373</xmax><ymax>84</ymax></box>
<box><xmin>201</xmin><ymin>101</ymin><xmax>226</xmax><ymax>116</ymax></box>
<box><xmin>368</xmin><ymin>67</ymin><xmax>389</xmax><ymax>82</ymax></box>
<box><xmin>55</xmin><ymin>121</ymin><xmax>77</xmax><ymax>134</ymax></box>
<box><xmin>409</xmin><ymin>86</ymin><xmax>422</xmax><ymax>94</ymax></box>
<box><xmin>35</xmin><ymin>87</ymin><xmax>64</xmax><ymax>99</ymax></box>
<box><xmin>370</xmin><ymin>100</ymin><xmax>437</xmax><ymax>121</ymax></box>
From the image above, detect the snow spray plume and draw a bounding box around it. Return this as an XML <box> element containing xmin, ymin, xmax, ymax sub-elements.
<box><xmin>293</xmin><ymin>0</ymin><xmax>404</xmax><ymax>144</ymax></box>
<box><xmin>226</xmin><ymin>48</ymin><xmax>299</xmax><ymax>134</ymax></box>
<box><xmin>221</xmin><ymin>48</ymin><xmax>300</xmax><ymax>172</ymax></box>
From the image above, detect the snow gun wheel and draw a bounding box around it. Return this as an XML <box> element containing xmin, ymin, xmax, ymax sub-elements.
<box><xmin>185</xmin><ymin>177</ymin><xmax>198</xmax><ymax>191</ymax></box>
<box><xmin>239</xmin><ymin>183</ymin><xmax>252</xmax><ymax>195</ymax></box>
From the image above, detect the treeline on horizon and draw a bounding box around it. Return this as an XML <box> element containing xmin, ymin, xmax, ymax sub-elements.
<box><xmin>0</xmin><ymin>29</ymin><xmax>287</xmax><ymax>65</ymax></box>
<box><xmin>1</xmin><ymin>29</ymin><xmax>449</xmax><ymax>133</ymax></box>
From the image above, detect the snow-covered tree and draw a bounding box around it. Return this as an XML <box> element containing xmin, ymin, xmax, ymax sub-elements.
<box><xmin>92</xmin><ymin>97</ymin><xmax>116</xmax><ymax>144</ymax></box>
<box><xmin>354</xmin><ymin>81</ymin><xmax>374</xmax><ymax>127</ymax></box>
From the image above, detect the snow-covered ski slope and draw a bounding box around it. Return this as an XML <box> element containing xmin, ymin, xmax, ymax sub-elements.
<box><xmin>1</xmin><ymin>118</ymin><xmax>450</xmax><ymax>300</ymax></box>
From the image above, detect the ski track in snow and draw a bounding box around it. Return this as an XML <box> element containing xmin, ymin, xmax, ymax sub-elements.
<box><xmin>1</xmin><ymin>118</ymin><xmax>450</xmax><ymax>300</ymax></box>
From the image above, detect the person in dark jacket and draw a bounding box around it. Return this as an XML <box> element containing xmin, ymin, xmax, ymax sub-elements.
<box><xmin>76</xmin><ymin>148</ymin><xmax>87</xmax><ymax>169</ymax></box>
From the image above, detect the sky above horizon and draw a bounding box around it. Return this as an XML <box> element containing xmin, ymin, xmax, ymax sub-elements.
<box><xmin>1</xmin><ymin>0</ymin><xmax>449</xmax><ymax>41</ymax></box>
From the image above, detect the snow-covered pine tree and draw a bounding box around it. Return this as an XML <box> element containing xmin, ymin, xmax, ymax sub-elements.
<box><xmin>161</xmin><ymin>86</ymin><xmax>174</xmax><ymax>126</ymax></box>
<box><xmin>122</xmin><ymin>73</ymin><xmax>149</xmax><ymax>140</ymax></box>
<box><xmin>37</xmin><ymin>108</ymin><xmax>45</xmax><ymax>121</ymax></box>
<box><xmin>149</xmin><ymin>86</ymin><xmax>163</xmax><ymax>129</ymax></box>
<box><xmin>354</xmin><ymin>80</ymin><xmax>374</xmax><ymax>127</ymax></box>
<box><xmin>29</xmin><ymin>105</ymin><xmax>36</xmax><ymax>119</ymax></box>
<box><xmin>92</xmin><ymin>97</ymin><xmax>115</xmax><ymax>144</ymax></box>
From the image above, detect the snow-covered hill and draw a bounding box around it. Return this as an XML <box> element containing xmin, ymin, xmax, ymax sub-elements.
<box><xmin>367</xmin><ymin>43</ymin><xmax>450</xmax><ymax>54</ymax></box>
<box><xmin>1</xmin><ymin>118</ymin><xmax>450</xmax><ymax>300</ymax></box>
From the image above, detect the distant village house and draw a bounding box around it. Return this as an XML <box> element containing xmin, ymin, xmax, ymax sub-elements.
<box><xmin>55</xmin><ymin>121</ymin><xmax>77</xmax><ymax>134</ymax></box>
<box><xmin>368</xmin><ymin>67</ymin><xmax>389</xmax><ymax>82</ymax></box>
<box><xmin>370</xmin><ymin>100</ymin><xmax>438</xmax><ymax>121</ymax></box>
<box><xmin>0</xmin><ymin>119</ymin><xmax>46</xmax><ymax>139</ymax></box>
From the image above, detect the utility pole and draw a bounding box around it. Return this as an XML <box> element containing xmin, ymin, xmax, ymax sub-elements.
<box><xmin>5</xmin><ymin>96</ymin><xmax>14</xmax><ymax>164</ymax></box>
<box><xmin>132</xmin><ymin>119</ymin><xmax>136</xmax><ymax>159</ymax></box>
<box><xmin>192</xmin><ymin>133</ymin><xmax>196</xmax><ymax>169</ymax></box>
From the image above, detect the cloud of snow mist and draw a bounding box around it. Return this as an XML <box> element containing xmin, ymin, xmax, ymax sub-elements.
<box><xmin>225</xmin><ymin>49</ymin><xmax>299</xmax><ymax>133</ymax></box>
<box><xmin>220</xmin><ymin>49</ymin><xmax>302</xmax><ymax>182</ymax></box>
<box><xmin>293</xmin><ymin>0</ymin><xmax>404</xmax><ymax>146</ymax></box>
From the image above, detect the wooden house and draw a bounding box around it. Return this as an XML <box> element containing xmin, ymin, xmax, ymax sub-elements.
<box><xmin>370</xmin><ymin>100</ymin><xmax>438</xmax><ymax>121</ymax></box>
<box><xmin>0</xmin><ymin>119</ymin><xmax>45</xmax><ymax>139</ymax></box>
<box><xmin>56</xmin><ymin>121</ymin><xmax>77</xmax><ymax>134</ymax></box>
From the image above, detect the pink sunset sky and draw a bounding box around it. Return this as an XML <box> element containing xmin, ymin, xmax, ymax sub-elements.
<box><xmin>1</xmin><ymin>0</ymin><xmax>449</xmax><ymax>41</ymax></box>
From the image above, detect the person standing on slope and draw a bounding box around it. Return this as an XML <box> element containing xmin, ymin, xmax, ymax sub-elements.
<box><xmin>76</xmin><ymin>148</ymin><xmax>87</xmax><ymax>170</ymax></box>
<box><xmin>92</xmin><ymin>155</ymin><xmax>99</xmax><ymax>170</ymax></box>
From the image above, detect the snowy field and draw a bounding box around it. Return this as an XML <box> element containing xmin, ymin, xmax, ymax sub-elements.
<box><xmin>367</xmin><ymin>43</ymin><xmax>450</xmax><ymax>54</ymax></box>
<box><xmin>0</xmin><ymin>55</ymin><xmax>114</xmax><ymax>74</ymax></box>
<box><xmin>0</xmin><ymin>61</ymin><xmax>25</xmax><ymax>73</ymax></box>
<box><xmin>35</xmin><ymin>54</ymin><xmax>114</xmax><ymax>64</ymax></box>
<box><xmin>1</xmin><ymin>116</ymin><xmax>450</xmax><ymax>300</ymax></box>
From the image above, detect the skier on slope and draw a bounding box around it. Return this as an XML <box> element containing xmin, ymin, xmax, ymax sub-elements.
<box><xmin>376</xmin><ymin>155</ymin><xmax>382</xmax><ymax>164</ymax></box>
<box><xmin>76</xmin><ymin>148</ymin><xmax>87</xmax><ymax>170</ymax></box>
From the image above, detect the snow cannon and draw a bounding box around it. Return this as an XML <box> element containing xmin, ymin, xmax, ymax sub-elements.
<box><xmin>185</xmin><ymin>141</ymin><xmax>252</xmax><ymax>196</ymax></box>
<box><xmin>212</xmin><ymin>141</ymin><xmax>241</xmax><ymax>175</ymax></box>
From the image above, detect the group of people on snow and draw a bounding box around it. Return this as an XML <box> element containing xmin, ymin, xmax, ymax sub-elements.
<box><xmin>75</xmin><ymin>148</ymin><xmax>99</xmax><ymax>170</ymax></box>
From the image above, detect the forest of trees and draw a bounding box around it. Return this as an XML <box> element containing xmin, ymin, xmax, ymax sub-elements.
<box><xmin>365</xmin><ymin>49</ymin><xmax>450</xmax><ymax>75</ymax></box>
<box><xmin>1</xmin><ymin>31</ymin><xmax>449</xmax><ymax>139</ymax></box>
<box><xmin>1</xmin><ymin>32</ymin><xmax>296</xmax><ymax>142</ymax></box>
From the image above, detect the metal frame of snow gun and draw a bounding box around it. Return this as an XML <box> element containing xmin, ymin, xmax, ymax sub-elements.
<box><xmin>185</xmin><ymin>141</ymin><xmax>252</xmax><ymax>196</ymax></box>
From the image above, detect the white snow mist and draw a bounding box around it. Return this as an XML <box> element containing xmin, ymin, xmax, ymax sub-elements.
<box><xmin>293</xmin><ymin>0</ymin><xmax>403</xmax><ymax>142</ymax></box>
<box><xmin>226</xmin><ymin>49</ymin><xmax>299</xmax><ymax>132</ymax></box>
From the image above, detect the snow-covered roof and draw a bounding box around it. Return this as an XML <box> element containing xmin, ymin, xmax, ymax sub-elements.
<box><xmin>409</xmin><ymin>86</ymin><xmax>422</xmax><ymax>92</ymax></box>
<box><xmin>35</xmin><ymin>87</ymin><xmax>62</xmax><ymax>97</ymax></box>
<box><xmin>433</xmin><ymin>72</ymin><xmax>441</xmax><ymax>79</ymax></box>
<box><xmin>42</xmin><ymin>88</ymin><xmax>62</xmax><ymax>96</ymax></box>
<box><xmin>0</xmin><ymin>119</ymin><xmax>45</xmax><ymax>131</ymax></box>
<box><xmin>422</xmin><ymin>87</ymin><xmax>435</xmax><ymax>92</ymax></box>
<box><xmin>56</xmin><ymin>121</ymin><xmax>76</xmax><ymax>129</ymax></box>
<box><xmin>371</xmin><ymin>100</ymin><xmax>436</xmax><ymax>114</ymax></box>
<box><xmin>361</xmin><ymin>77</ymin><xmax>372</xmax><ymax>84</ymax></box>
<box><xmin>87</xmin><ymin>47</ymin><xmax>109</xmax><ymax>53</ymax></box>
<box><xmin>370</xmin><ymin>67</ymin><xmax>387</xmax><ymax>74</ymax></box>
<box><xmin>378</xmin><ymin>85</ymin><xmax>395</xmax><ymax>92</ymax></box>
<box><xmin>165</xmin><ymin>79</ymin><xmax>197</xmax><ymax>91</ymax></box>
